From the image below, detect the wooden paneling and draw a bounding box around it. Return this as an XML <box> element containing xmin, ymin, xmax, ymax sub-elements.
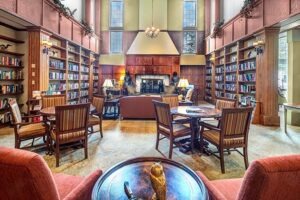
<box><xmin>82</xmin><ymin>35</ymin><xmax>90</xmax><ymax>49</ymax></box>
<box><xmin>169</xmin><ymin>31</ymin><xmax>182</xmax><ymax>53</ymax></box>
<box><xmin>18</xmin><ymin>0</ymin><xmax>42</xmax><ymax>25</ymax></box>
<box><xmin>264</xmin><ymin>0</ymin><xmax>290</xmax><ymax>27</ymax></box>
<box><xmin>223</xmin><ymin>24</ymin><xmax>233</xmax><ymax>45</ymax></box>
<box><xmin>204</xmin><ymin>0</ymin><xmax>211</xmax><ymax>37</ymax></box>
<box><xmin>209</xmin><ymin>37</ymin><xmax>215</xmax><ymax>52</ymax></box>
<box><xmin>100</xmin><ymin>31</ymin><xmax>109</xmax><ymax>54</ymax></box>
<box><xmin>59</xmin><ymin>16</ymin><xmax>72</xmax><ymax>40</ymax></box>
<box><xmin>215</xmin><ymin>35</ymin><xmax>223</xmax><ymax>49</ymax></box>
<box><xmin>90</xmin><ymin>36</ymin><xmax>96</xmax><ymax>52</ymax></box>
<box><xmin>233</xmin><ymin>17</ymin><xmax>246</xmax><ymax>41</ymax></box>
<box><xmin>197</xmin><ymin>31</ymin><xmax>205</xmax><ymax>54</ymax></box>
<box><xmin>72</xmin><ymin>23</ymin><xmax>82</xmax><ymax>44</ymax></box>
<box><xmin>43</xmin><ymin>2</ymin><xmax>59</xmax><ymax>33</ymax></box>
<box><xmin>180</xmin><ymin>66</ymin><xmax>205</xmax><ymax>100</ymax></box>
<box><xmin>247</xmin><ymin>2</ymin><xmax>264</xmax><ymax>35</ymax></box>
<box><xmin>291</xmin><ymin>0</ymin><xmax>300</xmax><ymax>14</ymax></box>
<box><xmin>123</xmin><ymin>31</ymin><xmax>138</xmax><ymax>53</ymax></box>
<box><xmin>0</xmin><ymin>0</ymin><xmax>16</xmax><ymax>12</ymax></box>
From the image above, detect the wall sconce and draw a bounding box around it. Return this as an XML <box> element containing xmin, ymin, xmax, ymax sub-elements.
<box><xmin>253</xmin><ymin>40</ymin><xmax>264</xmax><ymax>55</ymax></box>
<box><xmin>41</xmin><ymin>40</ymin><xmax>52</xmax><ymax>55</ymax></box>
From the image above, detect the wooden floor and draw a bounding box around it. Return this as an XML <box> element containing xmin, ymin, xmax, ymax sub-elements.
<box><xmin>0</xmin><ymin>110</ymin><xmax>299</xmax><ymax>180</ymax></box>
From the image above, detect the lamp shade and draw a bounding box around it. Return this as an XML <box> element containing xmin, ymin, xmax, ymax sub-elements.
<box><xmin>177</xmin><ymin>79</ymin><xmax>189</xmax><ymax>88</ymax></box>
<box><xmin>103</xmin><ymin>79</ymin><xmax>114</xmax><ymax>87</ymax></box>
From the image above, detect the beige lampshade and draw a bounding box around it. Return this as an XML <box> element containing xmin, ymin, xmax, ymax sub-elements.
<box><xmin>103</xmin><ymin>79</ymin><xmax>114</xmax><ymax>88</ymax></box>
<box><xmin>177</xmin><ymin>79</ymin><xmax>189</xmax><ymax>88</ymax></box>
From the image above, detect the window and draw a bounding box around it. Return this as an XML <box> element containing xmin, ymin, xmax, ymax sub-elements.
<box><xmin>183</xmin><ymin>0</ymin><xmax>197</xmax><ymax>54</ymax></box>
<box><xmin>278</xmin><ymin>32</ymin><xmax>288</xmax><ymax>98</ymax></box>
<box><xmin>110</xmin><ymin>32</ymin><xmax>123</xmax><ymax>53</ymax></box>
<box><xmin>110</xmin><ymin>0</ymin><xmax>123</xmax><ymax>28</ymax></box>
<box><xmin>183</xmin><ymin>0</ymin><xmax>197</xmax><ymax>28</ymax></box>
<box><xmin>183</xmin><ymin>31</ymin><xmax>197</xmax><ymax>53</ymax></box>
<box><xmin>109</xmin><ymin>0</ymin><xmax>123</xmax><ymax>53</ymax></box>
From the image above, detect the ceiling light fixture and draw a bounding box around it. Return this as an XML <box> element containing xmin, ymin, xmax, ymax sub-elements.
<box><xmin>145</xmin><ymin>0</ymin><xmax>160</xmax><ymax>39</ymax></box>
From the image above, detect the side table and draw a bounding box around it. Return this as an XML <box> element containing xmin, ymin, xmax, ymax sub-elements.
<box><xmin>103</xmin><ymin>98</ymin><xmax>120</xmax><ymax>119</ymax></box>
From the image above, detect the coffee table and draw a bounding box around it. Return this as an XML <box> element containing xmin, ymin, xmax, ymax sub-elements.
<box><xmin>92</xmin><ymin>157</ymin><xmax>208</xmax><ymax>200</ymax></box>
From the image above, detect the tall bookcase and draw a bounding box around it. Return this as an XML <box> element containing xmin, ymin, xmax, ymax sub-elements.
<box><xmin>205</xmin><ymin>36</ymin><xmax>257</xmax><ymax>106</ymax></box>
<box><xmin>48</xmin><ymin>36</ymin><xmax>99</xmax><ymax>104</ymax></box>
<box><xmin>0</xmin><ymin>34</ymin><xmax>25</xmax><ymax>126</ymax></box>
<box><xmin>91</xmin><ymin>53</ymin><xmax>100</xmax><ymax>95</ymax></box>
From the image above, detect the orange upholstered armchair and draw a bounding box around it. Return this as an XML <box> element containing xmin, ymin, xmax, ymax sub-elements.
<box><xmin>0</xmin><ymin>147</ymin><xmax>102</xmax><ymax>200</ymax></box>
<box><xmin>197</xmin><ymin>155</ymin><xmax>300</xmax><ymax>200</ymax></box>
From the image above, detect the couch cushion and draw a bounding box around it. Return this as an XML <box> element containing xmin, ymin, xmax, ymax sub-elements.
<box><xmin>210</xmin><ymin>178</ymin><xmax>242</xmax><ymax>200</ymax></box>
<box><xmin>53</xmin><ymin>173</ymin><xmax>83</xmax><ymax>199</ymax></box>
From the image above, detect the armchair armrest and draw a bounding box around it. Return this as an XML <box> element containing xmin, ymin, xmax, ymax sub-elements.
<box><xmin>199</xmin><ymin>121</ymin><xmax>221</xmax><ymax>132</ymax></box>
<box><xmin>64</xmin><ymin>169</ymin><xmax>102</xmax><ymax>200</ymax></box>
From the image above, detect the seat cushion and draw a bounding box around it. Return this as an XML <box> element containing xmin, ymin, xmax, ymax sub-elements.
<box><xmin>210</xmin><ymin>178</ymin><xmax>243</xmax><ymax>200</ymax></box>
<box><xmin>53</xmin><ymin>173</ymin><xmax>83</xmax><ymax>199</ymax></box>
<box><xmin>159</xmin><ymin>124</ymin><xmax>191</xmax><ymax>137</ymax></box>
<box><xmin>51</xmin><ymin>130</ymin><xmax>86</xmax><ymax>142</ymax></box>
<box><xmin>88</xmin><ymin>116</ymin><xmax>100</xmax><ymax>126</ymax></box>
<box><xmin>203</xmin><ymin>130</ymin><xmax>244</xmax><ymax>146</ymax></box>
<box><xmin>19</xmin><ymin>123</ymin><xmax>47</xmax><ymax>137</ymax></box>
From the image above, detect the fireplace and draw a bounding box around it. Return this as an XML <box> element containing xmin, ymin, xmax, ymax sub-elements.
<box><xmin>135</xmin><ymin>74</ymin><xmax>170</xmax><ymax>93</ymax></box>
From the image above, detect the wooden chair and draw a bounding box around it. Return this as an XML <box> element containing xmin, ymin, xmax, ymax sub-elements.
<box><xmin>88</xmin><ymin>95</ymin><xmax>105</xmax><ymax>138</ymax></box>
<box><xmin>215</xmin><ymin>97</ymin><xmax>238</xmax><ymax>110</ymax></box>
<box><xmin>9</xmin><ymin>100</ymin><xmax>49</xmax><ymax>149</ymax></box>
<box><xmin>199</xmin><ymin>107</ymin><xmax>253</xmax><ymax>173</ymax></box>
<box><xmin>153</xmin><ymin>100</ymin><xmax>194</xmax><ymax>159</ymax></box>
<box><xmin>51</xmin><ymin>103</ymin><xmax>90</xmax><ymax>167</ymax></box>
<box><xmin>42</xmin><ymin>94</ymin><xmax>66</xmax><ymax>108</ymax></box>
<box><xmin>185</xmin><ymin>88</ymin><xmax>194</xmax><ymax>101</ymax></box>
<box><xmin>161</xmin><ymin>94</ymin><xmax>179</xmax><ymax>108</ymax></box>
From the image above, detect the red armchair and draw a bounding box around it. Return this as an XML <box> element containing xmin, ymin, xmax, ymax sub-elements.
<box><xmin>197</xmin><ymin>155</ymin><xmax>300</xmax><ymax>200</ymax></box>
<box><xmin>0</xmin><ymin>147</ymin><xmax>102</xmax><ymax>200</ymax></box>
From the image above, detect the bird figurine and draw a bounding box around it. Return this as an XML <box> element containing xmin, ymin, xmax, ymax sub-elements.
<box><xmin>0</xmin><ymin>44</ymin><xmax>12</xmax><ymax>50</ymax></box>
<box><xmin>149</xmin><ymin>162</ymin><xmax>166</xmax><ymax>200</ymax></box>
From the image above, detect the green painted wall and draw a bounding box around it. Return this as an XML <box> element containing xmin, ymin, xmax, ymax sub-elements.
<box><xmin>287</xmin><ymin>29</ymin><xmax>300</xmax><ymax>125</ymax></box>
<box><xmin>168</xmin><ymin>0</ymin><xmax>183</xmax><ymax>30</ymax></box>
<box><xmin>124</xmin><ymin>0</ymin><xmax>139</xmax><ymax>30</ymax></box>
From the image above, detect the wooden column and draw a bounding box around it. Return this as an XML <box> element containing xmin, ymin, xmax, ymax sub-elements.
<box><xmin>95</xmin><ymin>0</ymin><xmax>101</xmax><ymax>36</ymax></box>
<box><xmin>204</xmin><ymin>0</ymin><xmax>211</xmax><ymax>37</ymax></box>
<box><xmin>85</xmin><ymin>0</ymin><xmax>92</xmax><ymax>24</ymax></box>
<box><xmin>256</xmin><ymin>28</ymin><xmax>280</xmax><ymax>126</ymax></box>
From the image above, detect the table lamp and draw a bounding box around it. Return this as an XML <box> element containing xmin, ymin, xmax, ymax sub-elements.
<box><xmin>103</xmin><ymin>79</ymin><xmax>114</xmax><ymax>98</ymax></box>
<box><xmin>177</xmin><ymin>79</ymin><xmax>189</xmax><ymax>100</ymax></box>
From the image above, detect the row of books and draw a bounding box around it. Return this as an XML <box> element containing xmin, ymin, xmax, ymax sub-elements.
<box><xmin>81</xmin><ymin>66</ymin><xmax>89</xmax><ymax>73</ymax></box>
<box><xmin>68</xmin><ymin>83</ymin><xmax>79</xmax><ymax>90</ymax></box>
<box><xmin>68</xmin><ymin>74</ymin><xmax>79</xmax><ymax>80</ymax></box>
<box><xmin>225</xmin><ymin>64</ymin><xmax>237</xmax><ymax>72</ymax></box>
<box><xmin>238</xmin><ymin>73</ymin><xmax>256</xmax><ymax>82</ymax></box>
<box><xmin>206</xmin><ymin>83</ymin><xmax>212</xmax><ymax>88</ymax></box>
<box><xmin>0</xmin><ymin>112</ymin><xmax>11</xmax><ymax>123</ymax></box>
<box><xmin>67</xmin><ymin>91</ymin><xmax>79</xmax><ymax>100</ymax></box>
<box><xmin>49</xmin><ymin>72</ymin><xmax>65</xmax><ymax>80</ymax></box>
<box><xmin>50</xmin><ymin>59</ymin><xmax>65</xmax><ymax>69</ymax></box>
<box><xmin>240</xmin><ymin>95</ymin><xmax>256</xmax><ymax>106</ymax></box>
<box><xmin>0</xmin><ymin>98</ymin><xmax>11</xmax><ymax>109</ymax></box>
<box><xmin>215</xmin><ymin>91</ymin><xmax>224</xmax><ymax>98</ymax></box>
<box><xmin>239</xmin><ymin>61</ymin><xmax>256</xmax><ymax>71</ymax></box>
<box><xmin>0</xmin><ymin>56</ymin><xmax>22</xmax><ymax>66</ymax></box>
<box><xmin>216</xmin><ymin>66</ymin><xmax>224</xmax><ymax>74</ymax></box>
<box><xmin>93</xmin><ymin>75</ymin><xmax>99</xmax><ymax>80</ymax></box>
<box><xmin>80</xmin><ymin>98</ymin><xmax>89</xmax><ymax>103</ymax></box>
<box><xmin>81</xmin><ymin>75</ymin><xmax>89</xmax><ymax>80</ymax></box>
<box><xmin>81</xmin><ymin>83</ymin><xmax>89</xmax><ymax>88</ymax></box>
<box><xmin>68</xmin><ymin>63</ymin><xmax>79</xmax><ymax>72</ymax></box>
<box><xmin>80</xmin><ymin>90</ymin><xmax>89</xmax><ymax>97</ymax></box>
<box><xmin>49</xmin><ymin>83</ymin><xmax>66</xmax><ymax>92</ymax></box>
<box><xmin>215</xmin><ymin>75</ymin><xmax>223</xmax><ymax>81</ymax></box>
<box><xmin>205</xmin><ymin>89</ymin><xmax>211</xmax><ymax>95</ymax></box>
<box><xmin>206</xmin><ymin>69</ymin><xmax>212</xmax><ymax>74</ymax></box>
<box><xmin>93</xmin><ymin>82</ymin><xmax>98</xmax><ymax>88</ymax></box>
<box><xmin>0</xmin><ymin>70</ymin><xmax>23</xmax><ymax>80</ymax></box>
<box><xmin>240</xmin><ymin>84</ymin><xmax>256</xmax><ymax>93</ymax></box>
<box><xmin>225</xmin><ymin>84</ymin><xmax>236</xmax><ymax>91</ymax></box>
<box><xmin>225</xmin><ymin>93</ymin><xmax>236</xmax><ymax>99</ymax></box>
<box><xmin>225</xmin><ymin>75</ymin><xmax>237</xmax><ymax>82</ymax></box>
<box><xmin>215</xmin><ymin>83</ymin><xmax>223</xmax><ymax>90</ymax></box>
<box><xmin>206</xmin><ymin>76</ymin><xmax>211</xmax><ymax>81</ymax></box>
<box><xmin>0</xmin><ymin>84</ymin><xmax>23</xmax><ymax>94</ymax></box>
<box><xmin>93</xmin><ymin>68</ymin><xmax>98</xmax><ymax>74</ymax></box>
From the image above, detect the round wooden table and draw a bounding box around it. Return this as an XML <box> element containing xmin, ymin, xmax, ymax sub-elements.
<box><xmin>92</xmin><ymin>157</ymin><xmax>208</xmax><ymax>200</ymax></box>
<box><xmin>40</xmin><ymin>104</ymin><xmax>96</xmax><ymax>116</ymax></box>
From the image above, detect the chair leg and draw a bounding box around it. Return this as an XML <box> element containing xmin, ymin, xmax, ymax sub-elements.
<box><xmin>31</xmin><ymin>138</ymin><xmax>35</xmax><ymax>147</ymax></box>
<box><xmin>55</xmin><ymin>142</ymin><xmax>60</xmax><ymax>167</ymax></box>
<box><xmin>169</xmin><ymin>138</ymin><xmax>174</xmax><ymax>159</ymax></box>
<box><xmin>220</xmin><ymin>148</ymin><xmax>225</xmax><ymax>173</ymax></box>
<box><xmin>227</xmin><ymin>148</ymin><xmax>231</xmax><ymax>154</ymax></box>
<box><xmin>243</xmin><ymin>147</ymin><xmax>249</xmax><ymax>169</ymax></box>
<box><xmin>99</xmin><ymin>119</ymin><xmax>103</xmax><ymax>138</ymax></box>
<box><xmin>84</xmin><ymin>138</ymin><xmax>88</xmax><ymax>159</ymax></box>
<box><xmin>155</xmin><ymin>132</ymin><xmax>160</xmax><ymax>150</ymax></box>
<box><xmin>190</xmin><ymin>131</ymin><xmax>195</xmax><ymax>154</ymax></box>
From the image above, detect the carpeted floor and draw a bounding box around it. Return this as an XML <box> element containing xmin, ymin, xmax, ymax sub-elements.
<box><xmin>0</xmin><ymin>110</ymin><xmax>299</xmax><ymax>180</ymax></box>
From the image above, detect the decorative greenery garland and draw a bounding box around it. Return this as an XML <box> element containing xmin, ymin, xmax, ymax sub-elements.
<box><xmin>211</xmin><ymin>20</ymin><xmax>224</xmax><ymax>38</ymax></box>
<box><xmin>240</xmin><ymin>0</ymin><xmax>256</xmax><ymax>18</ymax></box>
<box><xmin>53</xmin><ymin>0</ymin><xmax>77</xmax><ymax>18</ymax></box>
<box><xmin>81</xmin><ymin>20</ymin><xmax>94</xmax><ymax>36</ymax></box>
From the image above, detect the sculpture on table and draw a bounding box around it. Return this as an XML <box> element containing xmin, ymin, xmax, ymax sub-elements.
<box><xmin>170</xmin><ymin>72</ymin><xmax>179</xmax><ymax>86</ymax></box>
<box><xmin>150</xmin><ymin>162</ymin><xmax>166</xmax><ymax>200</ymax></box>
<box><xmin>123</xmin><ymin>71</ymin><xmax>134</xmax><ymax>95</ymax></box>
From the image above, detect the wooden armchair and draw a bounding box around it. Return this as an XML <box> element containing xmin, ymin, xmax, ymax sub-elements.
<box><xmin>51</xmin><ymin>103</ymin><xmax>90</xmax><ymax>167</ymax></box>
<box><xmin>153</xmin><ymin>100</ymin><xmax>194</xmax><ymax>159</ymax></box>
<box><xmin>88</xmin><ymin>95</ymin><xmax>105</xmax><ymax>137</ymax></box>
<box><xmin>41</xmin><ymin>94</ymin><xmax>66</xmax><ymax>108</ymax></box>
<box><xmin>9</xmin><ymin>101</ymin><xmax>49</xmax><ymax>149</ymax></box>
<box><xmin>200</xmin><ymin>107</ymin><xmax>253</xmax><ymax>173</ymax></box>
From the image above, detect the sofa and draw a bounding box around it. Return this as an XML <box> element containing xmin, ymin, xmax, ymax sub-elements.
<box><xmin>0</xmin><ymin>147</ymin><xmax>102</xmax><ymax>200</ymax></box>
<box><xmin>120</xmin><ymin>95</ymin><xmax>161</xmax><ymax>119</ymax></box>
<box><xmin>197</xmin><ymin>155</ymin><xmax>300</xmax><ymax>200</ymax></box>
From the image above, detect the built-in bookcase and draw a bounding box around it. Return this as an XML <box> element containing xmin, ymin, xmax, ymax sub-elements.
<box><xmin>205</xmin><ymin>36</ymin><xmax>257</xmax><ymax>106</ymax></box>
<box><xmin>0</xmin><ymin>34</ymin><xmax>25</xmax><ymax>126</ymax></box>
<box><xmin>91</xmin><ymin>53</ymin><xmax>99</xmax><ymax>95</ymax></box>
<box><xmin>48</xmin><ymin>36</ymin><xmax>99</xmax><ymax>105</ymax></box>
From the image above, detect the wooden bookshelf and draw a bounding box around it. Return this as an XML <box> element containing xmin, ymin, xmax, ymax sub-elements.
<box><xmin>0</xmin><ymin>33</ymin><xmax>25</xmax><ymax>126</ymax></box>
<box><xmin>91</xmin><ymin>53</ymin><xmax>100</xmax><ymax>95</ymax></box>
<box><xmin>205</xmin><ymin>36</ymin><xmax>257</xmax><ymax>106</ymax></box>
